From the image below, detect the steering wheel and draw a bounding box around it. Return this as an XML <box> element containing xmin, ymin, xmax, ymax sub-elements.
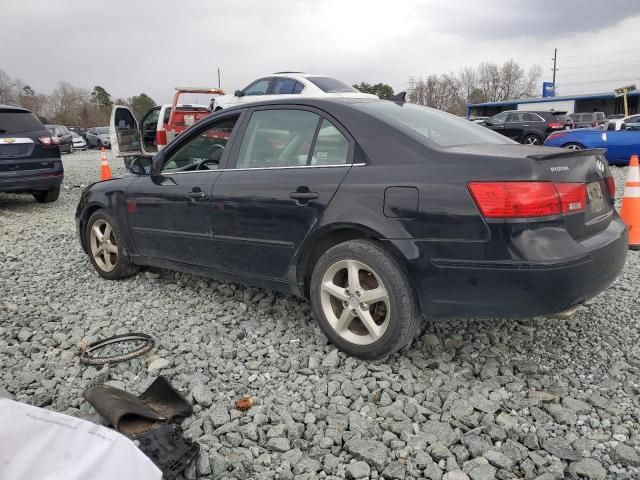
<box><xmin>195</xmin><ymin>144</ymin><xmax>225</xmax><ymax>170</ymax></box>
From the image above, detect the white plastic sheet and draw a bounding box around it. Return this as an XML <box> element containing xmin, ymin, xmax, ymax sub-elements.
<box><xmin>0</xmin><ymin>398</ymin><xmax>162</xmax><ymax>480</ymax></box>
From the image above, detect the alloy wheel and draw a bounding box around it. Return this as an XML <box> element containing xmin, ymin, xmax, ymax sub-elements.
<box><xmin>564</xmin><ymin>143</ymin><xmax>583</xmax><ymax>150</ymax></box>
<box><xmin>525</xmin><ymin>136</ymin><xmax>541</xmax><ymax>145</ymax></box>
<box><xmin>89</xmin><ymin>219</ymin><xmax>118</xmax><ymax>272</ymax></box>
<box><xmin>319</xmin><ymin>259</ymin><xmax>390</xmax><ymax>345</ymax></box>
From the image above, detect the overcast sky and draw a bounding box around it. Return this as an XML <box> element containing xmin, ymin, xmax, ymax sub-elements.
<box><xmin>2</xmin><ymin>0</ymin><xmax>640</xmax><ymax>104</ymax></box>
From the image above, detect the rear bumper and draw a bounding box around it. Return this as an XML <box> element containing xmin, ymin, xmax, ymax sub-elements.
<box><xmin>397</xmin><ymin>217</ymin><xmax>628</xmax><ymax>319</ymax></box>
<box><xmin>0</xmin><ymin>169</ymin><xmax>63</xmax><ymax>193</ymax></box>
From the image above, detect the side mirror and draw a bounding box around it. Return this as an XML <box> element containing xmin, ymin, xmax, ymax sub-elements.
<box><xmin>483</xmin><ymin>121</ymin><xmax>492</xmax><ymax>126</ymax></box>
<box><xmin>129</xmin><ymin>156</ymin><xmax>152</xmax><ymax>175</ymax></box>
<box><xmin>234</xmin><ymin>90</ymin><xmax>244</xmax><ymax>97</ymax></box>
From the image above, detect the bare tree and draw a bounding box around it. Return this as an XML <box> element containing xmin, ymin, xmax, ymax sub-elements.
<box><xmin>408</xmin><ymin>59</ymin><xmax>542</xmax><ymax>113</ymax></box>
<box><xmin>408</xmin><ymin>74</ymin><xmax>461</xmax><ymax>113</ymax></box>
<box><xmin>0</xmin><ymin>69</ymin><xmax>16</xmax><ymax>105</ymax></box>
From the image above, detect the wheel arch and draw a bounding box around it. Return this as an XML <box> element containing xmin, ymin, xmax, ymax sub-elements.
<box><xmin>78</xmin><ymin>203</ymin><xmax>106</xmax><ymax>253</ymax></box>
<box><xmin>293</xmin><ymin>223</ymin><xmax>408</xmax><ymax>298</ymax></box>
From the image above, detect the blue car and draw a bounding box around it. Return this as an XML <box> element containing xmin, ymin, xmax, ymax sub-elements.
<box><xmin>544</xmin><ymin>127</ymin><xmax>640</xmax><ymax>165</ymax></box>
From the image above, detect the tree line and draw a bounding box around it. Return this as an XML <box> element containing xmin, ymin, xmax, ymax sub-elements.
<box><xmin>354</xmin><ymin>59</ymin><xmax>542</xmax><ymax>116</ymax></box>
<box><xmin>0</xmin><ymin>69</ymin><xmax>156</xmax><ymax>127</ymax></box>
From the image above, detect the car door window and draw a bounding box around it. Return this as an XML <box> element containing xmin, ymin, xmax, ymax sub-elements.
<box><xmin>236</xmin><ymin>110</ymin><xmax>320</xmax><ymax>169</ymax></box>
<box><xmin>524</xmin><ymin>113</ymin><xmax>541</xmax><ymax>122</ymax></box>
<box><xmin>490</xmin><ymin>112</ymin><xmax>508</xmax><ymax>124</ymax></box>
<box><xmin>243</xmin><ymin>79</ymin><xmax>271</xmax><ymax>96</ymax></box>
<box><xmin>310</xmin><ymin>120</ymin><xmax>349</xmax><ymax>165</ymax></box>
<box><xmin>273</xmin><ymin>78</ymin><xmax>304</xmax><ymax>95</ymax></box>
<box><xmin>506</xmin><ymin>113</ymin><xmax>523</xmax><ymax>123</ymax></box>
<box><xmin>161</xmin><ymin>115</ymin><xmax>239</xmax><ymax>173</ymax></box>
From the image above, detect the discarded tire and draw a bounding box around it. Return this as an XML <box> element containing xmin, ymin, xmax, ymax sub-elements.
<box><xmin>79</xmin><ymin>333</ymin><xmax>154</xmax><ymax>365</ymax></box>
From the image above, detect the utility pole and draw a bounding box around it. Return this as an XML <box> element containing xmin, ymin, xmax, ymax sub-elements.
<box><xmin>217</xmin><ymin>68</ymin><xmax>221</xmax><ymax>89</ymax></box>
<box><xmin>551</xmin><ymin>48</ymin><xmax>558</xmax><ymax>94</ymax></box>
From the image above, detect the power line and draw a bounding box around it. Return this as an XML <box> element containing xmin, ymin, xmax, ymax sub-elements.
<box><xmin>560</xmin><ymin>49</ymin><xmax>638</xmax><ymax>59</ymax></box>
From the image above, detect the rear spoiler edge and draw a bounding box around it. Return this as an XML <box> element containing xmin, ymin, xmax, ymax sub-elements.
<box><xmin>527</xmin><ymin>148</ymin><xmax>607</xmax><ymax>161</ymax></box>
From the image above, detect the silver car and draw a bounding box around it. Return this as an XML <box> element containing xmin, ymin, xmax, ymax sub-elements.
<box><xmin>86</xmin><ymin>126</ymin><xmax>111</xmax><ymax>149</ymax></box>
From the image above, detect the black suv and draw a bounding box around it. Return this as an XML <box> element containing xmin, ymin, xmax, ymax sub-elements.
<box><xmin>0</xmin><ymin>105</ymin><xmax>64</xmax><ymax>203</ymax></box>
<box><xmin>483</xmin><ymin>110</ymin><xmax>573</xmax><ymax>145</ymax></box>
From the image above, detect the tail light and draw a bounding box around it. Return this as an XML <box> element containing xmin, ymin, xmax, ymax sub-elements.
<box><xmin>554</xmin><ymin>183</ymin><xmax>587</xmax><ymax>213</ymax></box>
<box><xmin>547</xmin><ymin>122</ymin><xmax>564</xmax><ymax>129</ymax></box>
<box><xmin>38</xmin><ymin>136</ymin><xmax>59</xmax><ymax>146</ymax></box>
<box><xmin>468</xmin><ymin>181</ymin><xmax>587</xmax><ymax>218</ymax></box>
<box><xmin>606</xmin><ymin>176</ymin><xmax>615</xmax><ymax>199</ymax></box>
<box><xmin>156</xmin><ymin>130</ymin><xmax>167</xmax><ymax>146</ymax></box>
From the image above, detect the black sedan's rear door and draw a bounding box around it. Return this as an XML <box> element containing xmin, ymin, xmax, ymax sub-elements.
<box><xmin>210</xmin><ymin>106</ymin><xmax>354</xmax><ymax>279</ymax></box>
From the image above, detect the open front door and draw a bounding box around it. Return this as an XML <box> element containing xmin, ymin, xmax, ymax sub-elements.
<box><xmin>110</xmin><ymin>106</ymin><xmax>144</xmax><ymax>158</ymax></box>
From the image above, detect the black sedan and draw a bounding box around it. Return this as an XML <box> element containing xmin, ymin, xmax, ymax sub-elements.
<box><xmin>76</xmin><ymin>98</ymin><xmax>627</xmax><ymax>359</ymax></box>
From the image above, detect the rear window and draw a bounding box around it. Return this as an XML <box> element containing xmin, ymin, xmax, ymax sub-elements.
<box><xmin>0</xmin><ymin>111</ymin><xmax>45</xmax><ymax>134</ymax></box>
<box><xmin>306</xmin><ymin>76</ymin><xmax>358</xmax><ymax>93</ymax></box>
<box><xmin>357</xmin><ymin>102</ymin><xmax>514</xmax><ymax>147</ymax></box>
<box><xmin>596</xmin><ymin>112</ymin><xmax>606</xmax><ymax>121</ymax></box>
<box><xmin>96</xmin><ymin>127</ymin><xmax>109</xmax><ymax>134</ymax></box>
<box><xmin>551</xmin><ymin>113</ymin><xmax>571</xmax><ymax>123</ymax></box>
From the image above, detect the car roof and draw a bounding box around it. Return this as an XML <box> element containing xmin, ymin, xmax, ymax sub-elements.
<box><xmin>216</xmin><ymin>96</ymin><xmax>380</xmax><ymax>113</ymax></box>
<box><xmin>0</xmin><ymin>104</ymin><xmax>31</xmax><ymax>113</ymax></box>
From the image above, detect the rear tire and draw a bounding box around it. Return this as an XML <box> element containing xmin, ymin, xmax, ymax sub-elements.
<box><xmin>33</xmin><ymin>188</ymin><xmax>60</xmax><ymax>203</ymax></box>
<box><xmin>310</xmin><ymin>239</ymin><xmax>421</xmax><ymax>360</ymax></box>
<box><xmin>85</xmin><ymin>210</ymin><xmax>139</xmax><ymax>280</ymax></box>
<box><xmin>522</xmin><ymin>134</ymin><xmax>542</xmax><ymax>146</ymax></box>
<box><xmin>562</xmin><ymin>142</ymin><xmax>585</xmax><ymax>150</ymax></box>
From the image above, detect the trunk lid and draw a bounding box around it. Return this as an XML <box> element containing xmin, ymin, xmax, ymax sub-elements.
<box><xmin>527</xmin><ymin>147</ymin><xmax>613</xmax><ymax>239</ymax></box>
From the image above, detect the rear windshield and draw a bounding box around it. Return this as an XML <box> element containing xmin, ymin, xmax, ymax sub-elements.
<box><xmin>0</xmin><ymin>111</ymin><xmax>45</xmax><ymax>134</ymax></box>
<box><xmin>356</xmin><ymin>102</ymin><xmax>514</xmax><ymax>147</ymax></box>
<box><xmin>306</xmin><ymin>76</ymin><xmax>358</xmax><ymax>93</ymax></box>
<box><xmin>96</xmin><ymin>127</ymin><xmax>109</xmax><ymax>134</ymax></box>
<box><xmin>551</xmin><ymin>113</ymin><xmax>571</xmax><ymax>123</ymax></box>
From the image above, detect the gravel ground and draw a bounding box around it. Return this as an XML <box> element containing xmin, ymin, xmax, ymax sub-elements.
<box><xmin>1</xmin><ymin>150</ymin><xmax>640</xmax><ymax>480</ymax></box>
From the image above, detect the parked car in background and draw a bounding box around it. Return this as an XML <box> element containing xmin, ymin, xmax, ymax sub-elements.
<box><xmin>483</xmin><ymin>110</ymin><xmax>573</xmax><ymax>145</ymax></box>
<box><xmin>77</xmin><ymin>98</ymin><xmax>626</xmax><ymax>359</ymax></box>
<box><xmin>609</xmin><ymin>114</ymin><xmax>640</xmax><ymax>131</ymax></box>
<box><xmin>607</xmin><ymin>114</ymin><xmax>625</xmax><ymax>120</ymax></box>
<box><xmin>86</xmin><ymin>127</ymin><xmax>111</xmax><ymax>149</ymax></box>
<box><xmin>69</xmin><ymin>126</ymin><xmax>88</xmax><ymax>140</ymax></box>
<box><xmin>570</xmin><ymin>112</ymin><xmax>606</xmax><ymax>128</ymax></box>
<box><xmin>110</xmin><ymin>88</ymin><xmax>218</xmax><ymax>167</ymax></box>
<box><xmin>1</xmin><ymin>105</ymin><xmax>63</xmax><ymax>203</ymax></box>
<box><xmin>468</xmin><ymin>116</ymin><xmax>489</xmax><ymax>124</ymax></box>
<box><xmin>211</xmin><ymin>73</ymin><xmax>377</xmax><ymax>111</ymax></box>
<box><xmin>46</xmin><ymin>124</ymin><xmax>73</xmax><ymax>153</ymax></box>
<box><xmin>71</xmin><ymin>131</ymin><xmax>87</xmax><ymax>150</ymax></box>
<box><xmin>544</xmin><ymin>127</ymin><xmax>640</xmax><ymax>165</ymax></box>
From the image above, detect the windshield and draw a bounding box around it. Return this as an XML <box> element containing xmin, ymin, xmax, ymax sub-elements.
<box><xmin>0</xmin><ymin>111</ymin><xmax>45</xmax><ymax>134</ymax></box>
<box><xmin>96</xmin><ymin>127</ymin><xmax>109</xmax><ymax>135</ymax></box>
<box><xmin>356</xmin><ymin>102</ymin><xmax>515</xmax><ymax>147</ymax></box>
<box><xmin>306</xmin><ymin>76</ymin><xmax>358</xmax><ymax>93</ymax></box>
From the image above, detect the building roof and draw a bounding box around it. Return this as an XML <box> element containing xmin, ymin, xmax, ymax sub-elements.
<box><xmin>468</xmin><ymin>90</ymin><xmax>640</xmax><ymax>108</ymax></box>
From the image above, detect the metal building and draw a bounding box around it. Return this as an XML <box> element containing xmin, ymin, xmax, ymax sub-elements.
<box><xmin>467</xmin><ymin>91</ymin><xmax>639</xmax><ymax>118</ymax></box>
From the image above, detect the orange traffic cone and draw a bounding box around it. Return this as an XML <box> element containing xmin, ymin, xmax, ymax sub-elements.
<box><xmin>100</xmin><ymin>146</ymin><xmax>112</xmax><ymax>181</ymax></box>
<box><xmin>620</xmin><ymin>154</ymin><xmax>640</xmax><ymax>250</ymax></box>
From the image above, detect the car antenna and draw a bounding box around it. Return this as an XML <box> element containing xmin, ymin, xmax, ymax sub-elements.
<box><xmin>386</xmin><ymin>91</ymin><xmax>406</xmax><ymax>103</ymax></box>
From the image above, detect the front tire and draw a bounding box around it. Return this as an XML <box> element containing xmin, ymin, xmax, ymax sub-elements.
<box><xmin>33</xmin><ymin>188</ymin><xmax>60</xmax><ymax>203</ymax></box>
<box><xmin>310</xmin><ymin>239</ymin><xmax>421</xmax><ymax>359</ymax></box>
<box><xmin>522</xmin><ymin>134</ymin><xmax>542</xmax><ymax>146</ymax></box>
<box><xmin>85</xmin><ymin>211</ymin><xmax>139</xmax><ymax>280</ymax></box>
